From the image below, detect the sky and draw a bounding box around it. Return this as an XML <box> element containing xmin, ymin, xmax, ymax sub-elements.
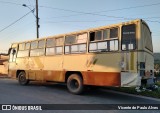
<box><xmin>0</xmin><ymin>0</ymin><xmax>160</xmax><ymax>53</ymax></box>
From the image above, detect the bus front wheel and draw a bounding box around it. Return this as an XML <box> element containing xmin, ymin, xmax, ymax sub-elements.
<box><xmin>67</xmin><ymin>74</ymin><xmax>84</xmax><ymax>94</ymax></box>
<box><xmin>18</xmin><ymin>71</ymin><xmax>29</xmax><ymax>85</ymax></box>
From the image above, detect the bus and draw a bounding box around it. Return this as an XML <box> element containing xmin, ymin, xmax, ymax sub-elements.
<box><xmin>7</xmin><ymin>19</ymin><xmax>154</xmax><ymax>94</ymax></box>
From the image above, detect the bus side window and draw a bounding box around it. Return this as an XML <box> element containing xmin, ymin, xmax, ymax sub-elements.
<box><xmin>89</xmin><ymin>41</ymin><xmax>108</xmax><ymax>52</ymax></box>
<box><xmin>90</xmin><ymin>32</ymin><xmax>95</xmax><ymax>41</ymax></box>
<box><xmin>79</xmin><ymin>44</ymin><xmax>86</xmax><ymax>52</ymax></box>
<box><xmin>65</xmin><ymin>33</ymin><xmax>87</xmax><ymax>54</ymax></box>
<box><xmin>110</xmin><ymin>28</ymin><xmax>118</xmax><ymax>38</ymax></box>
<box><xmin>37</xmin><ymin>40</ymin><xmax>45</xmax><ymax>56</ymax></box>
<box><xmin>56</xmin><ymin>46</ymin><xmax>63</xmax><ymax>54</ymax></box>
<box><xmin>30</xmin><ymin>41</ymin><xmax>38</xmax><ymax>56</ymax></box>
<box><xmin>46</xmin><ymin>38</ymin><xmax>55</xmax><ymax>56</ymax></box>
<box><xmin>89</xmin><ymin>43</ymin><xmax>97</xmax><ymax>52</ymax></box>
<box><xmin>90</xmin><ymin>31</ymin><xmax>102</xmax><ymax>41</ymax></box>
<box><xmin>77</xmin><ymin>33</ymin><xmax>87</xmax><ymax>43</ymax></box>
<box><xmin>97</xmin><ymin>42</ymin><xmax>107</xmax><ymax>51</ymax></box>
<box><xmin>65</xmin><ymin>35</ymin><xmax>76</xmax><ymax>45</ymax></box>
<box><xmin>55</xmin><ymin>37</ymin><xmax>63</xmax><ymax>55</ymax></box>
<box><xmin>109</xmin><ymin>40</ymin><xmax>118</xmax><ymax>51</ymax></box>
<box><xmin>30</xmin><ymin>40</ymin><xmax>45</xmax><ymax>56</ymax></box>
<box><xmin>17</xmin><ymin>43</ymin><xmax>29</xmax><ymax>57</ymax></box>
<box><xmin>103</xmin><ymin>29</ymin><xmax>109</xmax><ymax>40</ymax></box>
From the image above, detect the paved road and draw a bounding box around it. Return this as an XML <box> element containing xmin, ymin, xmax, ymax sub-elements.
<box><xmin>0</xmin><ymin>78</ymin><xmax>159</xmax><ymax>113</ymax></box>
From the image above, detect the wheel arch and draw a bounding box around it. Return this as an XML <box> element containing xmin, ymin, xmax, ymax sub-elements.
<box><xmin>65</xmin><ymin>71</ymin><xmax>83</xmax><ymax>83</ymax></box>
<box><xmin>16</xmin><ymin>70</ymin><xmax>25</xmax><ymax>78</ymax></box>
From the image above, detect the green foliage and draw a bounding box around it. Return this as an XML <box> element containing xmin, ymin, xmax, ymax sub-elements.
<box><xmin>107</xmin><ymin>82</ymin><xmax>160</xmax><ymax>98</ymax></box>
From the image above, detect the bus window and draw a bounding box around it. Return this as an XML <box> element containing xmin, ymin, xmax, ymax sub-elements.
<box><xmin>71</xmin><ymin>45</ymin><xmax>78</xmax><ymax>53</ymax></box>
<box><xmin>56</xmin><ymin>47</ymin><xmax>63</xmax><ymax>54</ymax></box>
<box><xmin>122</xmin><ymin>24</ymin><xmax>136</xmax><ymax>50</ymax></box>
<box><xmin>46</xmin><ymin>38</ymin><xmax>55</xmax><ymax>55</ymax></box>
<box><xmin>38</xmin><ymin>40</ymin><xmax>45</xmax><ymax>48</ymax></box>
<box><xmin>103</xmin><ymin>29</ymin><xmax>109</xmax><ymax>40</ymax></box>
<box><xmin>79</xmin><ymin>44</ymin><xmax>86</xmax><ymax>52</ymax></box>
<box><xmin>19</xmin><ymin>43</ymin><xmax>25</xmax><ymax>50</ymax></box>
<box><xmin>55</xmin><ymin>37</ymin><xmax>63</xmax><ymax>55</ymax></box>
<box><xmin>109</xmin><ymin>40</ymin><xmax>118</xmax><ymax>51</ymax></box>
<box><xmin>25</xmin><ymin>43</ymin><xmax>30</xmax><ymax>50</ymax></box>
<box><xmin>110</xmin><ymin>28</ymin><xmax>118</xmax><ymax>38</ymax></box>
<box><xmin>37</xmin><ymin>40</ymin><xmax>45</xmax><ymax>56</ymax></box>
<box><xmin>97</xmin><ymin>42</ymin><xmax>107</xmax><ymax>50</ymax></box>
<box><xmin>30</xmin><ymin>41</ymin><xmax>44</xmax><ymax>56</ymax></box>
<box><xmin>31</xmin><ymin>41</ymin><xmax>38</xmax><ymax>49</ymax></box>
<box><xmin>90</xmin><ymin>32</ymin><xmax>95</xmax><ymax>41</ymax></box>
<box><xmin>89</xmin><ymin>43</ymin><xmax>97</xmax><ymax>52</ymax></box>
<box><xmin>17</xmin><ymin>43</ymin><xmax>29</xmax><ymax>57</ymax></box>
<box><xmin>56</xmin><ymin>37</ymin><xmax>63</xmax><ymax>46</ymax></box>
<box><xmin>89</xmin><ymin>28</ymin><xmax>119</xmax><ymax>52</ymax></box>
<box><xmin>90</xmin><ymin>31</ymin><xmax>102</xmax><ymax>41</ymax></box>
<box><xmin>65</xmin><ymin>35</ymin><xmax>76</xmax><ymax>45</ymax></box>
<box><xmin>65</xmin><ymin>46</ymin><xmax>70</xmax><ymax>54</ymax></box>
<box><xmin>65</xmin><ymin>34</ymin><xmax>87</xmax><ymax>54</ymax></box>
<box><xmin>46</xmin><ymin>38</ymin><xmax>55</xmax><ymax>47</ymax></box>
<box><xmin>77</xmin><ymin>33</ymin><xmax>87</xmax><ymax>43</ymax></box>
<box><xmin>46</xmin><ymin>48</ymin><xmax>55</xmax><ymax>55</ymax></box>
<box><xmin>95</xmin><ymin>31</ymin><xmax>102</xmax><ymax>40</ymax></box>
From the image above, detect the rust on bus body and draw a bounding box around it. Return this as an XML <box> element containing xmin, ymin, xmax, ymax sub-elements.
<box><xmin>83</xmin><ymin>71</ymin><xmax>121</xmax><ymax>86</ymax></box>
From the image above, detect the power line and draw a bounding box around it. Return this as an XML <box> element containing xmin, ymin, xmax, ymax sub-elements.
<box><xmin>40</xmin><ymin>5</ymin><xmax>132</xmax><ymax>20</ymax></box>
<box><xmin>0</xmin><ymin>21</ymin><xmax>35</xmax><ymax>41</ymax></box>
<box><xmin>94</xmin><ymin>2</ymin><xmax>160</xmax><ymax>13</ymax></box>
<box><xmin>42</xmin><ymin>19</ymin><xmax>125</xmax><ymax>24</ymax></box>
<box><xmin>42</xmin><ymin>19</ymin><xmax>160</xmax><ymax>25</ymax></box>
<box><xmin>39</xmin><ymin>2</ymin><xmax>160</xmax><ymax>13</ymax></box>
<box><xmin>1</xmin><ymin>0</ymin><xmax>160</xmax><ymax>23</ymax></box>
<box><xmin>39</xmin><ymin>4</ymin><xmax>160</xmax><ymax>23</ymax></box>
<box><xmin>1</xmin><ymin>0</ymin><xmax>160</xmax><ymax>13</ymax></box>
<box><xmin>0</xmin><ymin>9</ymin><xmax>35</xmax><ymax>33</ymax></box>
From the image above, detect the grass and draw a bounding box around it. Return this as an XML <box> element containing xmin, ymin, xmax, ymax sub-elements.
<box><xmin>107</xmin><ymin>82</ymin><xmax>160</xmax><ymax>99</ymax></box>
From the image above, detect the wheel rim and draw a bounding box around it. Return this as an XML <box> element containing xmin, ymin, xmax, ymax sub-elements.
<box><xmin>19</xmin><ymin>74</ymin><xmax>26</xmax><ymax>84</ymax></box>
<box><xmin>70</xmin><ymin>79</ymin><xmax>79</xmax><ymax>90</ymax></box>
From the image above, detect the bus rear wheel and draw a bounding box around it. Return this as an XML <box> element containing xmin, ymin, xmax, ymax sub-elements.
<box><xmin>18</xmin><ymin>71</ymin><xmax>29</xmax><ymax>85</ymax></box>
<box><xmin>67</xmin><ymin>74</ymin><xmax>84</xmax><ymax>94</ymax></box>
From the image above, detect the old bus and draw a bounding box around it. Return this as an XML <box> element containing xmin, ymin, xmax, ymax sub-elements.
<box><xmin>8</xmin><ymin>19</ymin><xmax>154</xmax><ymax>94</ymax></box>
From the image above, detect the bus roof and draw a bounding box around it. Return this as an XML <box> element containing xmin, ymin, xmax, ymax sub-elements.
<box><xmin>12</xmin><ymin>19</ymin><xmax>144</xmax><ymax>44</ymax></box>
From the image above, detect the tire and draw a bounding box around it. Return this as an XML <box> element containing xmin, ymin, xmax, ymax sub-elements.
<box><xmin>67</xmin><ymin>74</ymin><xmax>84</xmax><ymax>94</ymax></box>
<box><xmin>18</xmin><ymin>71</ymin><xmax>29</xmax><ymax>85</ymax></box>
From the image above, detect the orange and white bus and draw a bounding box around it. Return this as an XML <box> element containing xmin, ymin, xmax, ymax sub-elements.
<box><xmin>7</xmin><ymin>19</ymin><xmax>154</xmax><ymax>94</ymax></box>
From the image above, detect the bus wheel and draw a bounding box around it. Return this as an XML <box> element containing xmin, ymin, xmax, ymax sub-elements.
<box><xmin>67</xmin><ymin>74</ymin><xmax>84</xmax><ymax>94</ymax></box>
<box><xmin>18</xmin><ymin>71</ymin><xmax>29</xmax><ymax>85</ymax></box>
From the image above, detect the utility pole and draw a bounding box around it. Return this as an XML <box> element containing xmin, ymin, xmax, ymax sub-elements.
<box><xmin>36</xmin><ymin>0</ymin><xmax>39</xmax><ymax>39</ymax></box>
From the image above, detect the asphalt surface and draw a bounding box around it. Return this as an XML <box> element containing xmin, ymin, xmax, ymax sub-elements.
<box><xmin>0</xmin><ymin>78</ymin><xmax>159</xmax><ymax>113</ymax></box>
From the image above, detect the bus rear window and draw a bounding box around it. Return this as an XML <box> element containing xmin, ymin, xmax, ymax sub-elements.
<box><xmin>122</xmin><ymin>24</ymin><xmax>136</xmax><ymax>50</ymax></box>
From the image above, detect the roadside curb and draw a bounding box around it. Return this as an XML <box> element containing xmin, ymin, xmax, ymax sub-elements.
<box><xmin>101</xmin><ymin>89</ymin><xmax>160</xmax><ymax>102</ymax></box>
